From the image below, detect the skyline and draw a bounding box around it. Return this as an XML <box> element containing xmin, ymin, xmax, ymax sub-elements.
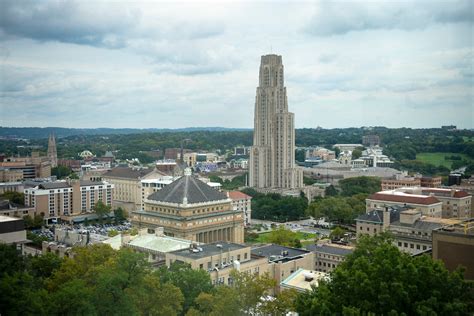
<box><xmin>0</xmin><ymin>0</ymin><xmax>473</xmax><ymax>129</ymax></box>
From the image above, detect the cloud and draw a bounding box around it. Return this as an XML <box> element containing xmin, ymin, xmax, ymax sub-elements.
<box><xmin>306</xmin><ymin>0</ymin><xmax>473</xmax><ymax>36</ymax></box>
<box><xmin>0</xmin><ymin>0</ymin><xmax>141</xmax><ymax>48</ymax></box>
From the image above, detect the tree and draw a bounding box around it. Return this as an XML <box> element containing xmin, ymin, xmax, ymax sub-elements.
<box><xmin>307</xmin><ymin>196</ymin><xmax>364</xmax><ymax>224</ymax></box>
<box><xmin>23</xmin><ymin>214</ymin><xmax>44</xmax><ymax>229</ymax></box>
<box><xmin>158</xmin><ymin>262</ymin><xmax>213</xmax><ymax>313</ymax></box>
<box><xmin>93</xmin><ymin>200</ymin><xmax>111</xmax><ymax>223</ymax></box>
<box><xmin>267</xmin><ymin>225</ymin><xmax>302</xmax><ymax>248</ymax></box>
<box><xmin>295</xmin><ymin>235</ymin><xmax>474</xmax><ymax>315</ymax></box>
<box><xmin>51</xmin><ymin>165</ymin><xmax>73</xmax><ymax>179</ymax></box>
<box><xmin>351</xmin><ymin>147</ymin><xmax>363</xmax><ymax>159</ymax></box>
<box><xmin>130</xmin><ymin>274</ymin><xmax>183</xmax><ymax>316</ymax></box>
<box><xmin>324</xmin><ymin>185</ymin><xmax>338</xmax><ymax>196</ymax></box>
<box><xmin>329</xmin><ymin>227</ymin><xmax>346</xmax><ymax>240</ymax></box>
<box><xmin>1</xmin><ymin>191</ymin><xmax>25</xmax><ymax>205</ymax></box>
<box><xmin>338</xmin><ymin>176</ymin><xmax>381</xmax><ymax>196</ymax></box>
<box><xmin>187</xmin><ymin>270</ymin><xmax>283</xmax><ymax>316</ymax></box>
<box><xmin>113</xmin><ymin>207</ymin><xmax>126</xmax><ymax>223</ymax></box>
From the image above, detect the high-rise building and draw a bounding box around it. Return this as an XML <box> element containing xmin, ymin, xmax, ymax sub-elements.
<box><xmin>249</xmin><ymin>54</ymin><xmax>303</xmax><ymax>189</ymax></box>
<box><xmin>47</xmin><ymin>133</ymin><xmax>58</xmax><ymax>168</ymax></box>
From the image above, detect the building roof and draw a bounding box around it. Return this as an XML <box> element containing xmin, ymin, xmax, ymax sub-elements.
<box><xmin>356</xmin><ymin>207</ymin><xmax>402</xmax><ymax>224</ymax></box>
<box><xmin>280</xmin><ymin>268</ymin><xmax>329</xmax><ymax>292</ymax></box>
<box><xmin>79</xmin><ymin>180</ymin><xmax>106</xmax><ymax>187</ymax></box>
<box><xmin>169</xmin><ymin>242</ymin><xmax>247</xmax><ymax>259</ymax></box>
<box><xmin>128</xmin><ymin>234</ymin><xmax>193</xmax><ymax>253</ymax></box>
<box><xmin>147</xmin><ymin>175</ymin><xmax>228</xmax><ymax>204</ymax></box>
<box><xmin>103</xmin><ymin>233</ymin><xmax>193</xmax><ymax>253</ymax></box>
<box><xmin>368</xmin><ymin>192</ymin><xmax>441</xmax><ymax>205</ymax></box>
<box><xmin>228</xmin><ymin>191</ymin><xmax>252</xmax><ymax>200</ymax></box>
<box><xmin>391</xmin><ymin>219</ymin><xmax>443</xmax><ymax>231</ymax></box>
<box><xmin>251</xmin><ymin>244</ymin><xmax>310</xmax><ymax>262</ymax></box>
<box><xmin>39</xmin><ymin>182</ymin><xmax>71</xmax><ymax>189</ymax></box>
<box><xmin>306</xmin><ymin>243</ymin><xmax>354</xmax><ymax>256</ymax></box>
<box><xmin>103</xmin><ymin>167</ymin><xmax>153</xmax><ymax>179</ymax></box>
<box><xmin>421</xmin><ymin>188</ymin><xmax>470</xmax><ymax>198</ymax></box>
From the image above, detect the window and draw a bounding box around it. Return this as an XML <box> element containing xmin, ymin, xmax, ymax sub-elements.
<box><xmin>410</xmin><ymin>244</ymin><xmax>414</xmax><ymax>249</ymax></box>
<box><xmin>199</xmin><ymin>264</ymin><xmax>203</xmax><ymax>269</ymax></box>
<box><xmin>398</xmin><ymin>242</ymin><xmax>402</xmax><ymax>247</ymax></box>
<box><xmin>244</xmin><ymin>253</ymin><xmax>248</xmax><ymax>260</ymax></box>
<box><xmin>404</xmin><ymin>242</ymin><xmax>408</xmax><ymax>247</ymax></box>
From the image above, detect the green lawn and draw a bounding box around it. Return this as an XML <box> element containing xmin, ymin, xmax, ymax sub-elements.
<box><xmin>416</xmin><ymin>152</ymin><xmax>472</xmax><ymax>168</ymax></box>
<box><xmin>253</xmin><ymin>231</ymin><xmax>317</xmax><ymax>243</ymax></box>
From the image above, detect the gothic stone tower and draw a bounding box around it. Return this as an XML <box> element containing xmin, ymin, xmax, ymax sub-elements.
<box><xmin>249</xmin><ymin>54</ymin><xmax>303</xmax><ymax>189</ymax></box>
<box><xmin>47</xmin><ymin>133</ymin><xmax>58</xmax><ymax>168</ymax></box>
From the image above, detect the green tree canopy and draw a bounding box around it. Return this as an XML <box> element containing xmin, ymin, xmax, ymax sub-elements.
<box><xmin>266</xmin><ymin>225</ymin><xmax>302</xmax><ymax>248</ymax></box>
<box><xmin>338</xmin><ymin>176</ymin><xmax>381</xmax><ymax>196</ymax></box>
<box><xmin>295</xmin><ymin>235</ymin><xmax>474</xmax><ymax>315</ymax></box>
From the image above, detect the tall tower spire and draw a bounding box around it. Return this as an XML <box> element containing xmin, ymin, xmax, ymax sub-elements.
<box><xmin>47</xmin><ymin>133</ymin><xmax>58</xmax><ymax>168</ymax></box>
<box><xmin>249</xmin><ymin>54</ymin><xmax>303</xmax><ymax>189</ymax></box>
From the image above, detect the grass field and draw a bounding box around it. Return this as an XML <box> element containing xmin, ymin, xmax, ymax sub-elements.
<box><xmin>416</xmin><ymin>152</ymin><xmax>472</xmax><ymax>168</ymax></box>
<box><xmin>253</xmin><ymin>231</ymin><xmax>317</xmax><ymax>243</ymax></box>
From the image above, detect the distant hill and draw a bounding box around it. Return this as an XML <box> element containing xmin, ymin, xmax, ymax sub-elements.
<box><xmin>0</xmin><ymin>127</ymin><xmax>252</xmax><ymax>139</ymax></box>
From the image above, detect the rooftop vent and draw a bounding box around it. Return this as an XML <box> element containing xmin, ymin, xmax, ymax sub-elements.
<box><xmin>303</xmin><ymin>272</ymin><xmax>314</xmax><ymax>282</ymax></box>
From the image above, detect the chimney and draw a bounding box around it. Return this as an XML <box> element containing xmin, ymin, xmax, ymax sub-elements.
<box><xmin>383</xmin><ymin>207</ymin><xmax>390</xmax><ymax>230</ymax></box>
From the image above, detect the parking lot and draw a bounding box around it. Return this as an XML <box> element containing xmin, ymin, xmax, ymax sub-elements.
<box><xmin>31</xmin><ymin>221</ymin><xmax>133</xmax><ymax>240</ymax></box>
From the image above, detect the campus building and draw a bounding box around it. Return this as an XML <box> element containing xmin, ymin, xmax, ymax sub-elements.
<box><xmin>306</xmin><ymin>242</ymin><xmax>354</xmax><ymax>273</ymax></box>
<box><xmin>102</xmin><ymin>167</ymin><xmax>167</xmax><ymax>214</ymax></box>
<box><xmin>366</xmin><ymin>190</ymin><xmax>443</xmax><ymax>217</ymax></box>
<box><xmin>228</xmin><ymin>191</ymin><xmax>252</xmax><ymax>227</ymax></box>
<box><xmin>132</xmin><ymin>170</ymin><xmax>244</xmax><ymax>243</ymax></box>
<box><xmin>249</xmin><ymin>54</ymin><xmax>303</xmax><ymax>189</ymax></box>
<box><xmin>432</xmin><ymin>219</ymin><xmax>474</xmax><ymax>280</ymax></box>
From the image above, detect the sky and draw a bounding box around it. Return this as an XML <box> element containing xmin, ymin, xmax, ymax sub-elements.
<box><xmin>0</xmin><ymin>0</ymin><xmax>473</xmax><ymax>129</ymax></box>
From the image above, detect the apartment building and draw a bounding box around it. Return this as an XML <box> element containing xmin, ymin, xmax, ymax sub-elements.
<box><xmin>24</xmin><ymin>180</ymin><xmax>113</xmax><ymax>223</ymax></box>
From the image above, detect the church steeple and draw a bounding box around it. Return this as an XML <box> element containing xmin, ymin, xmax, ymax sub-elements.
<box><xmin>47</xmin><ymin>133</ymin><xmax>57</xmax><ymax>168</ymax></box>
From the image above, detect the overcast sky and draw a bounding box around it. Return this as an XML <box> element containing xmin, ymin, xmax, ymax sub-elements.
<box><xmin>0</xmin><ymin>0</ymin><xmax>472</xmax><ymax>129</ymax></box>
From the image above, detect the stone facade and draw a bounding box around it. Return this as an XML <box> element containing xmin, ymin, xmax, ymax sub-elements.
<box><xmin>249</xmin><ymin>54</ymin><xmax>303</xmax><ymax>189</ymax></box>
<box><xmin>132</xmin><ymin>172</ymin><xmax>244</xmax><ymax>243</ymax></box>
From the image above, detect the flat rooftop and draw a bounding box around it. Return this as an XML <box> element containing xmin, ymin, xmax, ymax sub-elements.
<box><xmin>169</xmin><ymin>242</ymin><xmax>248</xmax><ymax>259</ymax></box>
<box><xmin>128</xmin><ymin>234</ymin><xmax>193</xmax><ymax>253</ymax></box>
<box><xmin>0</xmin><ymin>215</ymin><xmax>22</xmax><ymax>223</ymax></box>
<box><xmin>306</xmin><ymin>243</ymin><xmax>354</xmax><ymax>257</ymax></box>
<box><xmin>433</xmin><ymin>219</ymin><xmax>474</xmax><ymax>237</ymax></box>
<box><xmin>251</xmin><ymin>244</ymin><xmax>310</xmax><ymax>262</ymax></box>
<box><xmin>281</xmin><ymin>269</ymin><xmax>329</xmax><ymax>292</ymax></box>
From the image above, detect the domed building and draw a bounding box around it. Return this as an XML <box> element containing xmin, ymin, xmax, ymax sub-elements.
<box><xmin>131</xmin><ymin>169</ymin><xmax>244</xmax><ymax>243</ymax></box>
<box><xmin>79</xmin><ymin>150</ymin><xmax>94</xmax><ymax>159</ymax></box>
